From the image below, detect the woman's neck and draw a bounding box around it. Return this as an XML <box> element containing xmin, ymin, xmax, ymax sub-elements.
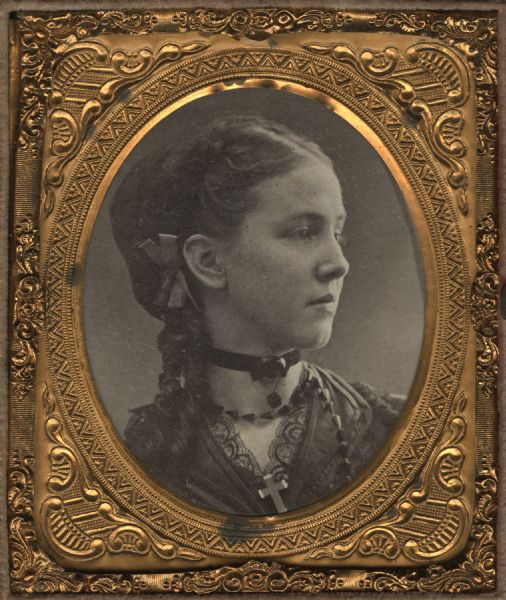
<box><xmin>207</xmin><ymin>361</ymin><xmax>303</xmax><ymax>416</ymax></box>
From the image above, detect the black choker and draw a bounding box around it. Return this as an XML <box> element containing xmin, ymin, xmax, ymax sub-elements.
<box><xmin>208</xmin><ymin>348</ymin><xmax>301</xmax><ymax>381</ymax></box>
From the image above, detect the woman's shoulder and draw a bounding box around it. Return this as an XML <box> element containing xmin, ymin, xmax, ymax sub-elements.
<box><xmin>349</xmin><ymin>380</ymin><xmax>406</xmax><ymax>428</ymax></box>
<box><xmin>301</xmin><ymin>363</ymin><xmax>407</xmax><ymax>483</ymax></box>
<box><xmin>305</xmin><ymin>362</ymin><xmax>406</xmax><ymax>433</ymax></box>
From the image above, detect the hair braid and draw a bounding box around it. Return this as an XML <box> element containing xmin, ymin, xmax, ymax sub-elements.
<box><xmin>153</xmin><ymin>305</ymin><xmax>219</xmax><ymax>461</ymax></box>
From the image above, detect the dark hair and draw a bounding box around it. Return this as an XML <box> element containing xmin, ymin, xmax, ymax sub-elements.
<box><xmin>112</xmin><ymin>114</ymin><xmax>335</xmax><ymax>464</ymax></box>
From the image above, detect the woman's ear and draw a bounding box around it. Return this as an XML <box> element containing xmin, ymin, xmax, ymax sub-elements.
<box><xmin>183</xmin><ymin>234</ymin><xmax>227</xmax><ymax>290</ymax></box>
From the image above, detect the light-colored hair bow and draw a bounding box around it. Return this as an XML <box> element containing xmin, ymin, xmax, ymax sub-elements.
<box><xmin>137</xmin><ymin>234</ymin><xmax>200</xmax><ymax>311</ymax></box>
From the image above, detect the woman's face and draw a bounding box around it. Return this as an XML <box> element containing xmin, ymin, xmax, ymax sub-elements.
<box><xmin>215</xmin><ymin>154</ymin><xmax>349</xmax><ymax>355</ymax></box>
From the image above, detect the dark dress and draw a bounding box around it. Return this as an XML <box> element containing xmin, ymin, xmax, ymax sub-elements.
<box><xmin>124</xmin><ymin>363</ymin><xmax>405</xmax><ymax>515</ymax></box>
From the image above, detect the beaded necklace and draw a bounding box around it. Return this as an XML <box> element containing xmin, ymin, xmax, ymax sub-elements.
<box><xmin>306</xmin><ymin>371</ymin><xmax>352</xmax><ymax>485</ymax></box>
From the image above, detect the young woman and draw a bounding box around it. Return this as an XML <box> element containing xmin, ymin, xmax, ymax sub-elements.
<box><xmin>112</xmin><ymin>115</ymin><xmax>403</xmax><ymax>515</ymax></box>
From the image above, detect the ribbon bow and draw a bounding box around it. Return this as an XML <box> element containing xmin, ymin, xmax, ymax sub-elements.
<box><xmin>137</xmin><ymin>234</ymin><xmax>200</xmax><ymax>310</ymax></box>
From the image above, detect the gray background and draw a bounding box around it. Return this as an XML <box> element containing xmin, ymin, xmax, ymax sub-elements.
<box><xmin>83</xmin><ymin>87</ymin><xmax>425</xmax><ymax>434</ymax></box>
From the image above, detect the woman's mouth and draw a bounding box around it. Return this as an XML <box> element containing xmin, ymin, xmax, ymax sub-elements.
<box><xmin>308</xmin><ymin>294</ymin><xmax>335</xmax><ymax>306</ymax></box>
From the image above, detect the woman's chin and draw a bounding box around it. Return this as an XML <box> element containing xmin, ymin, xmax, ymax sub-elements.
<box><xmin>293</xmin><ymin>328</ymin><xmax>333</xmax><ymax>351</ymax></box>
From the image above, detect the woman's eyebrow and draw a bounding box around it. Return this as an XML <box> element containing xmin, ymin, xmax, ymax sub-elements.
<box><xmin>283</xmin><ymin>211</ymin><xmax>347</xmax><ymax>226</ymax></box>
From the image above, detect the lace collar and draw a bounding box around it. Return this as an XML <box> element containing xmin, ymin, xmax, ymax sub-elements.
<box><xmin>210</xmin><ymin>368</ymin><xmax>312</xmax><ymax>481</ymax></box>
<box><xmin>209</xmin><ymin>377</ymin><xmax>312</xmax><ymax>484</ymax></box>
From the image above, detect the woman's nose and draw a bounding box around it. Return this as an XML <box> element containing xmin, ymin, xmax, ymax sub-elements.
<box><xmin>316</xmin><ymin>240</ymin><xmax>349</xmax><ymax>282</ymax></box>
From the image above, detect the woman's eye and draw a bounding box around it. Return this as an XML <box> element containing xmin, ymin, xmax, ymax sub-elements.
<box><xmin>334</xmin><ymin>231</ymin><xmax>346</xmax><ymax>247</ymax></box>
<box><xmin>287</xmin><ymin>225</ymin><xmax>345</xmax><ymax>243</ymax></box>
<box><xmin>290</xmin><ymin>227</ymin><xmax>318</xmax><ymax>240</ymax></box>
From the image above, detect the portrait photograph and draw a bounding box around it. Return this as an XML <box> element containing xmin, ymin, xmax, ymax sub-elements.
<box><xmin>83</xmin><ymin>88</ymin><xmax>425</xmax><ymax>515</ymax></box>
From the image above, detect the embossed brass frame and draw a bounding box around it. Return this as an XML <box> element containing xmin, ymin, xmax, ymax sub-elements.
<box><xmin>8</xmin><ymin>7</ymin><xmax>498</xmax><ymax>594</ymax></box>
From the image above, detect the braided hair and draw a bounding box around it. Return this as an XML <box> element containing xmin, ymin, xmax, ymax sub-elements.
<box><xmin>111</xmin><ymin>114</ymin><xmax>334</xmax><ymax>463</ymax></box>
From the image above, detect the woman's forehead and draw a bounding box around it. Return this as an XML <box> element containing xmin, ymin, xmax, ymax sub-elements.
<box><xmin>246</xmin><ymin>159</ymin><xmax>345</xmax><ymax>223</ymax></box>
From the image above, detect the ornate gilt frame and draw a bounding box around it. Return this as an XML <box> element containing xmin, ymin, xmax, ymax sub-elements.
<box><xmin>8</xmin><ymin>7</ymin><xmax>498</xmax><ymax>594</ymax></box>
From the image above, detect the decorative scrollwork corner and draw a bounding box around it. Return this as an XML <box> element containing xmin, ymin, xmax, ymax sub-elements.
<box><xmin>377</xmin><ymin>14</ymin><xmax>497</xmax><ymax>162</ymax></box>
<box><xmin>41</xmin><ymin>385</ymin><xmax>205</xmax><ymax>565</ymax></box>
<box><xmin>148</xmin><ymin>456</ymin><xmax>496</xmax><ymax>594</ymax></box>
<box><xmin>301</xmin><ymin>41</ymin><xmax>471</xmax><ymax>214</ymax></box>
<box><xmin>8</xmin><ymin>457</ymin><xmax>135</xmax><ymax>593</ymax></box>
<box><xmin>43</xmin><ymin>39</ymin><xmax>209</xmax><ymax>215</ymax></box>
<box><xmin>415</xmin><ymin>457</ymin><xmax>496</xmax><ymax>593</ymax></box>
<box><xmin>17</xmin><ymin>11</ymin><xmax>156</xmax><ymax>155</ymax></box>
